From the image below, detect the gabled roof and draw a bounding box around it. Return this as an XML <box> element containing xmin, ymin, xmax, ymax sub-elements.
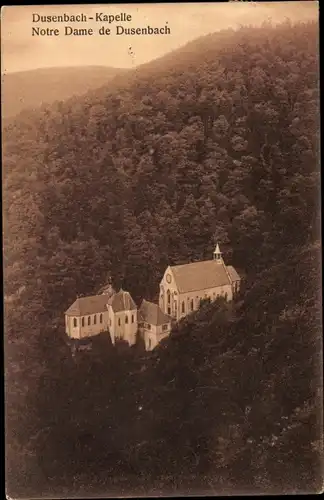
<box><xmin>170</xmin><ymin>260</ymin><xmax>231</xmax><ymax>293</ymax></box>
<box><xmin>107</xmin><ymin>289</ymin><xmax>137</xmax><ymax>313</ymax></box>
<box><xmin>65</xmin><ymin>295</ymin><xmax>108</xmax><ymax>316</ymax></box>
<box><xmin>226</xmin><ymin>265</ymin><xmax>241</xmax><ymax>282</ymax></box>
<box><xmin>139</xmin><ymin>300</ymin><xmax>171</xmax><ymax>326</ymax></box>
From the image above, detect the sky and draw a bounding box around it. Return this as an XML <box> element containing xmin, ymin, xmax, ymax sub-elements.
<box><xmin>1</xmin><ymin>2</ymin><xmax>319</xmax><ymax>73</ymax></box>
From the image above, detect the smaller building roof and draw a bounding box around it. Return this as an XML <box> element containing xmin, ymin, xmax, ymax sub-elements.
<box><xmin>65</xmin><ymin>295</ymin><xmax>108</xmax><ymax>317</ymax></box>
<box><xmin>139</xmin><ymin>300</ymin><xmax>171</xmax><ymax>326</ymax></box>
<box><xmin>107</xmin><ymin>289</ymin><xmax>137</xmax><ymax>313</ymax></box>
<box><xmin>227</xmin><ymin>265</ymin><xmax>241</xmax><ymax>282</ymax></box>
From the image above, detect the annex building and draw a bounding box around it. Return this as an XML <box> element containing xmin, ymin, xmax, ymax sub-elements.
<box><xmin>65</xmin><ymin>289</ymin><xmax>172</xmax><ymax>351</ymax></box>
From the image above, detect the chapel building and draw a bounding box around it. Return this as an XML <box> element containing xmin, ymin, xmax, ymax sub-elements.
<box><xmin>65</xmin><ymin>243</ymin><xmax>240</xmax><ymax>349</ymax></box>
<box><xmin>159</xmin><ymin>244</ymin><xmax>241</xmax><ymax>321</ymax></box>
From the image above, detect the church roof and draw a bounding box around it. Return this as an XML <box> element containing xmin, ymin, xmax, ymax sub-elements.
<box><xmin>226</xmin><ymin>265</ymin><xmax>241</xmax><ymax>282</ymax></box>
<box><xmin>170</xmin><ymin>260</ymin><xmax>232</xmax><ymax>293</ymax></box>
<box><xmin>65</xmin><ymin>295</ymin><xmax>109</xmax><ymax>316</ymax></box>
<box><xmin>139</xmin><ymin>300</ymin><xmax>171</xmax><ymax>326</ymax></box>
<box><xmin>107</xmin><ymin>289</ymin><xmax>137</xmax><ymax>313</ymax></box>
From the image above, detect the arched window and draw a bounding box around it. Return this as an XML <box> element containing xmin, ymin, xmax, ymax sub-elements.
<box><xmin>225</xmin><ymin>292</ymin><xmax>228</xmax><ymax>301</ymax></box>
<box><xmin>182</xmin><ymin>301</ymin><xmax>185</xmax><ymax>313</ymax></box>
<box><xmin>125</xmin><ymin>315</ymin><xmax>128</xmax><ymax>324</ymax></box>
<box><xmin>190</xmin><ymin>299</ymin><xmax>194</xmax><ymax>311</ymax></box>
<box><xmin>100</xmin><ymin>314</ymin><xmax>103</xmax><ymax>323</ymax></box>
<box><xmin>73</xmin><ymin>318</ymin><xmax>77</xmax><ymax>328</ymax></box>
<box><xmin>118</xmin><ymin>318</ymin><xmax>121</xmax><ymax>326</ymax></box>
<box><xmin>131</xmin><ymin>314</ymin><xmax>134</xmax><ymax>323</ymax></box>
<box><xmin>88</xmin><ymin>316</ymin><xmax>91</xmax><ymax>325</ymax></box>
<box><xmin>167</xmin><ymin>289</ymin><xmax>171</xmax><ymax>304</ymax></box>
<box><xmin>94</xmin><ymin>315</ymin><xmax>97</xmax><ymax>325</ymax></box>
<box><xmin>82</xmin><ymin>317</ymin><xmax>85</xmax><ymax>327</ymax></box>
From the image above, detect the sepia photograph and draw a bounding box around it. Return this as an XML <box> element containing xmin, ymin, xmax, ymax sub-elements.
<box><xmin>2</xmin><ymin>1</ymin><xmax>322</xmax><ymax>498</ymax></box>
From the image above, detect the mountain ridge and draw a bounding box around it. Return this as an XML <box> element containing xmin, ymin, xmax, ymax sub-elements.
<box><xmin>1</xmin><ymin>65</ymin><xmax>129</xmax><ymax>118</ymax></box>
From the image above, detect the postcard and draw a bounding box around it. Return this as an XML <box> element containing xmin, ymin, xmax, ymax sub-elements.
<box><xmin>2</xmin><ymin>2</ymin><xmax>322</xmax><ymax>498</ymax></box>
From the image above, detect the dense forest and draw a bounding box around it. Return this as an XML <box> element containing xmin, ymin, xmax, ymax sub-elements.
<box><xmin>4</xmin><ymin>20</ymin><xmax>322</xmax><ymax>497</ymax></box>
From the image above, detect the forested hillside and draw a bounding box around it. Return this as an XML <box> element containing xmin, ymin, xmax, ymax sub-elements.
<box><xmin>1</xmin><ymin>65</ymin><xmax>127</xmax><ymax>118</ymax></box>
<box><xmin>4</xmin><ymin>20</ymin><xmax>322</xmax><ymax>497</ymax></box>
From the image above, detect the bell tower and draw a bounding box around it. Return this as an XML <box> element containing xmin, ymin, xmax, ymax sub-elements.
<box><xmin>213</xmin><ymin>243</ymin><xmax>223</xmax><ymax>264</ymax></box>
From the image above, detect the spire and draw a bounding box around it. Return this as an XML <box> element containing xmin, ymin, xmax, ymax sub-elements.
<box><xmin>213</xmin><ymin>243</ymin><xmax>223</xmax><ymax>263</ymax></box>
